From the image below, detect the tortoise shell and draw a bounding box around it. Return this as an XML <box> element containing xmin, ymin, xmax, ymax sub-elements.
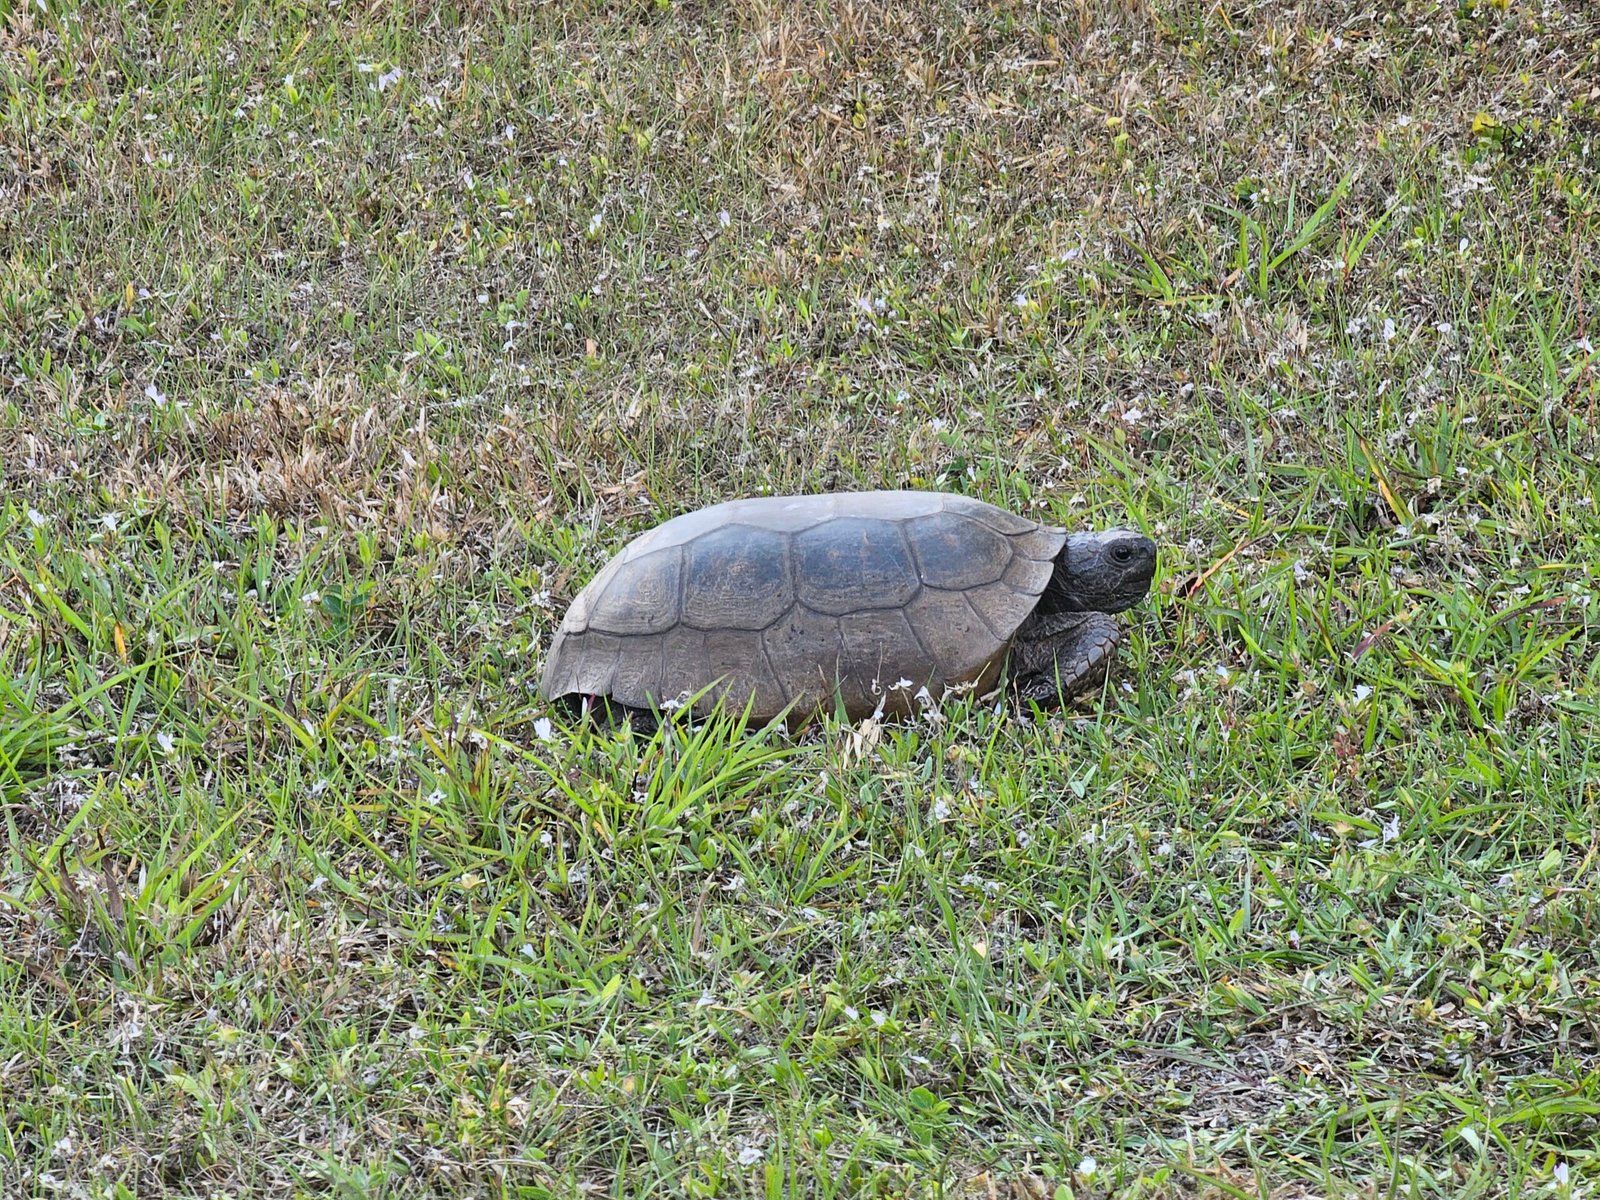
<box><xmin>540</xmin><ymin>490</ymin><xmax>1066</xmax><ymax>723</ymax></box>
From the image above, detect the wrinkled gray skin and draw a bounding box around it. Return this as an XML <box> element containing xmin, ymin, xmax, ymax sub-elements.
<box><xmin>1011</xmin><ymin>528</ymin><xmax>1156</xmax><ymax>705</ymax></box>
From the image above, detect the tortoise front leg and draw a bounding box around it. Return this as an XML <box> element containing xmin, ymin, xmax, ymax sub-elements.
<box><xmin>1008</xmin><ymin>610</ymin><xmax>1124</xmax><ymax>706</ymax></box>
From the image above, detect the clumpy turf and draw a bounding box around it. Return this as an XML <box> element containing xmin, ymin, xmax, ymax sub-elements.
<box><xmin>2</xmin><ymin>0</ymin><xmax>1598</xmax><ymax>1196</ymax></box>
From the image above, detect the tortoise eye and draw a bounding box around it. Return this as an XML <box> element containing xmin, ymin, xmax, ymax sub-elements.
<box><xmin>1112</xmin><ymin>545</ymin><xmax>1134</xmax><ymax>563</ymax></box>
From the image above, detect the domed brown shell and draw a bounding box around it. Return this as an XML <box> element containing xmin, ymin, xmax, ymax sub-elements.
<box><xmin>540</xmin><ymin>491</ymin><xmax>1066</xmax><ymax>723</ymax></box>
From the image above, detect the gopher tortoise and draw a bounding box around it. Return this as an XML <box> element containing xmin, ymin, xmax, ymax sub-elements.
<box><xmin>540</xmin><ymin>490</ymin><xmax>1156</xmax><ymax>727</ymax></box>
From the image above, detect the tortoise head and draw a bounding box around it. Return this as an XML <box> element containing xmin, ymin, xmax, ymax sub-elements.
<box><xmin>1043</xmin><ymin>528</ymin><xmax>1157</xmax><ymax>613</ymax></box>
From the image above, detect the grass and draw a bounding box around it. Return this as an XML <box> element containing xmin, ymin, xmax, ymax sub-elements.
<box><xmin>2</xmin><ymin>0</ymin><xmax>1599</xmax><ymax>1195</ymax></box>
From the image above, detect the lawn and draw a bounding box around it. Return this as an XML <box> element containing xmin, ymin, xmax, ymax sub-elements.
<box><xmin>2</xmin><ymin>0</ymin><xmax>1599</xmax><ymax>1195</ymax></box>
